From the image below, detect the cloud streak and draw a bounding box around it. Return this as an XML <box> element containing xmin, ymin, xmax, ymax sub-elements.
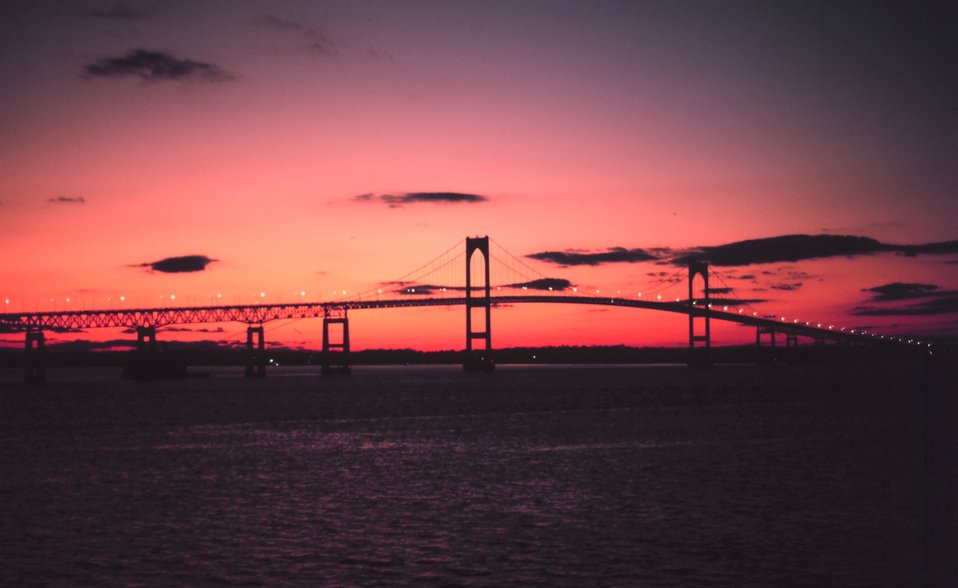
<box><xmin>672</xmin><ymin>235</ymin><xmax>958</xmax><ymax>266</ymax></box>
<box><xmin>507</xmin><ymin>278</ymin><xmax>572</xmax><ymax>291</ymax></box>
<box><xmin>354</xmin><ymin>192</ymin><xmax>488</xmax><ymax>208</ymax></box>
<box><xmin>87</xmin><ymin>1</ymin><xmax>151</xmax><ymax>19</ymax></box>
<box><xmin>526</xmin><ymin>247</ymin><xmax>658</xmax><ymax>267</ymax></box>
<box><xmin>863</xmin><ymin>282</ymin><xmax>942</xmax><ymax>301</ymax></box>
<box><xmin>84</xmin><ymin>49</ymin><xmax>236</xmax><ymax>82</ymax></box>
<box><xmin>854</xmin><ymin>297</ymin><xmax>958</xmax><ymax>316</ymax></box>
<box><xmin>533</xmin><ymin>235</ymin><xmax>958</xmax><ymax>268</ymax></box>
<box><xmin>47</xmin><ymin>196</ymin><xmax>86</xmax><ymax>204</ymax></box>
<box><xmin>252</xmin><ymin>14</ymin><xmax>337</xmax><ymax>57</ymax></box>
<box><xmin>131</xmin><ymin>255</ymin><xmax>216</xmax><ymax>273</ymax></box>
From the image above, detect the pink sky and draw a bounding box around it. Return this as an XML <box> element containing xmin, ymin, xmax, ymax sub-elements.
<box><xmin>1</xmin><ymin>1</ymin><xmax>956</xmax><ymax>350</ymax></box>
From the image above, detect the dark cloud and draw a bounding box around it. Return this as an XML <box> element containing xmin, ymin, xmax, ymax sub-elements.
<box><xmin>355</xmin><ymin>192</ymin><xmax>489</xmax><ymax>207</ymax></box>
<box><xmin>161</xmin><ymin>326</ymin><xmax>226</xmax><ymax>333</ymax></box>
<box><xmin>252</xmin><ymin>15</ymin><xmax>337</xmax><ymax>57</ymax></box>
<box><xmin>84</xmin><ymin>49</ymin><xmax>235</xmax><ymax>82</ymax></box>
<box><xmin>396</xmin><ymin>285</ymin><xmax>436</xmax><ymax>295</ymax></box>
<box><xmin>527</xmin><ymin>247</ymin><xmax>658</xmax><ymax>267</ymax></box>
<box><xmin>672</xmin><ymin>234</ymin><xmax>958</xmax><ymax>266</ymax></box>
<box><xmin>854</xmin><ymin>297</ymin><xmax>958</xmax><ymax>316</ymax></box>
<box><xmin>507</xmin><ymin>278</ymin><xmax>572</xmax><ymax>291</ymax></box>
<box><xmin>706</xmin><ymin>287</ymin><xmax>733</xmax><ymax>295</ymax></box>
<box><xmin>863</xmin><ymin>282</ymin><xmax>941</xmax><ymax>301</ymax></box>
<box><xmin>88</xmin><ymin>1</ymin><xmax>151</xmax><ymax>19</ymax></box>
<box><xmin>131</xmin><ymin>255</ymin><xmax>216</xmax><ymax>273</ymax></box>
<box><xmin>47</xmin><ymin>196</ymin><xmax>85</xmax><ymax>204</ymax></box>
<box><xmin>770</xmin><ymin>282</ymin><xmax>803</xmax><ymax>291</ymax></box>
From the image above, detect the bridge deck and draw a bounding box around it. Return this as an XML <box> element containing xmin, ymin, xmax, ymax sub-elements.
<box><xmin>0</xmin><ymin>295</ymin><xmax>895</xmax><ymax>345</ymax></box>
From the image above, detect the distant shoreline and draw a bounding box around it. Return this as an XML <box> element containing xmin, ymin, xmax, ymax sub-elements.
<box><xmin>0</xmin><ymin>343</ymin><xmax>939</xmax><ymax>369</ymax></box>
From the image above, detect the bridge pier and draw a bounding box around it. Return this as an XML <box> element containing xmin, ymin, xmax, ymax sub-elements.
<box><xmin>755</xmin><ymin>325</ymin><xmax>779</xmax><ymax>364</ymax></box>
<box><xmin>24</xmin><ymin>329</ymin><xmax>46</xmax><ymax>385</ymax></box>
<box><xmin>785</xmin><ymin>332</ymin><xmax>798</xmax><ymax>348</ymax></box>
<box><xmin>136</xmin><ymin>325</ymin><xmax>157</xmax><ymax>353</ymax></box>
<box><xmin>245</xmin><ymin>325</ymin><xmax>266</xmax><ymax>378</ymax></box>
<box><xmin>123</xmin><ymin>325</ymin><xmax>186</xmax><ymax>380</ymax></box>
<box><xmin>322</xmin><ymin>308</ymin><xmax>351</xmax><ymax>375</ymax></box>
<box><xmin>687</xmin><ymin>261</ymin><xmax>712</xmax><ymax>366</ymax></box>
<box><xmin>464</xmin><ymin>236</ymin><xmax>494</xmax><ymax>372</ymax></box>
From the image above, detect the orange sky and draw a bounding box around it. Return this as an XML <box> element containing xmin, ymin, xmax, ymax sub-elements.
<box><xmin>1</xmin><ymin>1</ymin><xmax>956</xmax><ymax>350</ymax></box>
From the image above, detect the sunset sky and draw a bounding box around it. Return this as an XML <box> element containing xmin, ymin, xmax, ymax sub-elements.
<box><xmin>1</xmin><ymin>0</ymin><xmax>956</xmax><ymax>351</ymax></box>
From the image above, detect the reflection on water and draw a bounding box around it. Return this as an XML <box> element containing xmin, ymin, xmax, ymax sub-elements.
<box><xmin>0</xmin><ymin>363</ymin><xmax>949</xmax><ymax>586</ymax></box>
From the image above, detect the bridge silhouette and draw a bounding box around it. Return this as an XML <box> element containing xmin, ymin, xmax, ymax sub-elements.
<box><xmin>2</xmin><ymin>236</ymin><xmax>926</xmax><ymax>383</ymax></box>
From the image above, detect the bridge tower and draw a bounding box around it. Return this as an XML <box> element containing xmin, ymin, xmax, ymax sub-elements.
<box><xmin>245</xmin><ymin>325</ymin><xmax>266</xmax><ymax>378</ymax></box>
<box><xmin>322</xmin><ymin>307</ymin><xmax>351</xmax><ymax>375</ymax></box>
<box><xmin>464</xmin><ymin>236</ymin><xmax>494</xmax><ymax>371</ymax></box>
<box><xmin>688</xmin><ymin>261</ymin><xmax>712</xmax><ymax>366</ymax></box>
<box><xmin>24</xmin><ymin>328</ymin><xmax>46</xmax><ymax>385</ymax></box>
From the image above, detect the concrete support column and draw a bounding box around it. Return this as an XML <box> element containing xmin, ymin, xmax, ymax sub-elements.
<box><xmin>24</xmin><ymin>329</ymin><xmax>46</xmax><ymax>385</ymax></box>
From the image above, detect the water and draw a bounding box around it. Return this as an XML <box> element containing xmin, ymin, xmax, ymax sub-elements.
<box><xmin>1</xmin><ymin>362</ymin><xmax>954</xmax><ymax>586</ymax></box>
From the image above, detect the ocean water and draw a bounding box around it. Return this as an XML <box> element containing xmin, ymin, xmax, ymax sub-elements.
<box><xmin>1</xmin><ymin>362</ymin><xmax>954</xmax><ymax>586</ymax></box>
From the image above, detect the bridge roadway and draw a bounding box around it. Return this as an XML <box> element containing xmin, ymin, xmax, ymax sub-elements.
<box><xmin>0</xmin><ymin>295</ymin><xmax>881</xmax><ymax>344</ymax></box>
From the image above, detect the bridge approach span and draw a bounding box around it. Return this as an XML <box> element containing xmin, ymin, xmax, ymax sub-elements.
<box><xmin>1</xmin><ymin>295</ymin><xmax>867</xmax><ymax>344</ymax></box>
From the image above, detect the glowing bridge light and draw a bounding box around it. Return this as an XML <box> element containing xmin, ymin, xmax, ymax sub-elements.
<box><xmin>637</xmin><ymin>292</ymin><xmax>642</xmax><ymax>297</ymax></box>
<box><xmin>722</xmin><ymin>305</ymin><xmax>728</xmax><ymax>311</ymax></box>
<box><xmin>656</xmin><ymin>294</ymin><xmax>662</xmax><ymax>300</ymax></box>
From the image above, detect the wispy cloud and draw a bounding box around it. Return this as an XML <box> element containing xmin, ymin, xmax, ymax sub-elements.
<box><xmin>252</xmin><ymin>14</ymin><xmax>337</xmax><ymax>57</ymax></box>
<box><xmin>130</xmin><ymin>255</ymin><xmax>216</xmax><ymax>273</ymax></box>
<box><xmin>84</xmin><ymin>49</ymin><xmax>236</xmax><ymax>82</ymax></box>
<box><xmin>87</xmin><ymin>1</ymin><xmax>151</xmax><ymax>19</ymax></box>
<box><xmin>526</xmin><ymin>247</ymin><xmax>658</xmax><ymax>267</ymax></box>
<box><xmin>854</xmin><ymin>297</ymin><xmax>958</xmax><ymax>316</ymax></box>
<box><xmin>47</xmin><ymin>196</ymin><xmax>86</xmax><ymax>204</ymax></box>
<box><xmin>354</xmin><ymin>192</ymin><xmax>489</xmax><ymax>208</ymax></box>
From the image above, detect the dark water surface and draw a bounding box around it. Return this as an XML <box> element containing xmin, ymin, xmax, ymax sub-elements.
<box><xmin>1</xmin><ymin>362</ymin><xmax>955</xmax><ymax>586</ymax></box>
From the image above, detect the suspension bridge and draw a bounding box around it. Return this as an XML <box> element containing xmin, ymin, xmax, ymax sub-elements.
<box><xmin>1</xmin><ymin>236</ymin><xmax>927</xmax><ymax>383</ymax></box>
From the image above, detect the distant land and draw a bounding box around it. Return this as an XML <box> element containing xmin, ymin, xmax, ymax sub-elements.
<box><xmin>0</xmin><ymin>342</ymin><xmax>942</xmax><ymax>369</ymax></box>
